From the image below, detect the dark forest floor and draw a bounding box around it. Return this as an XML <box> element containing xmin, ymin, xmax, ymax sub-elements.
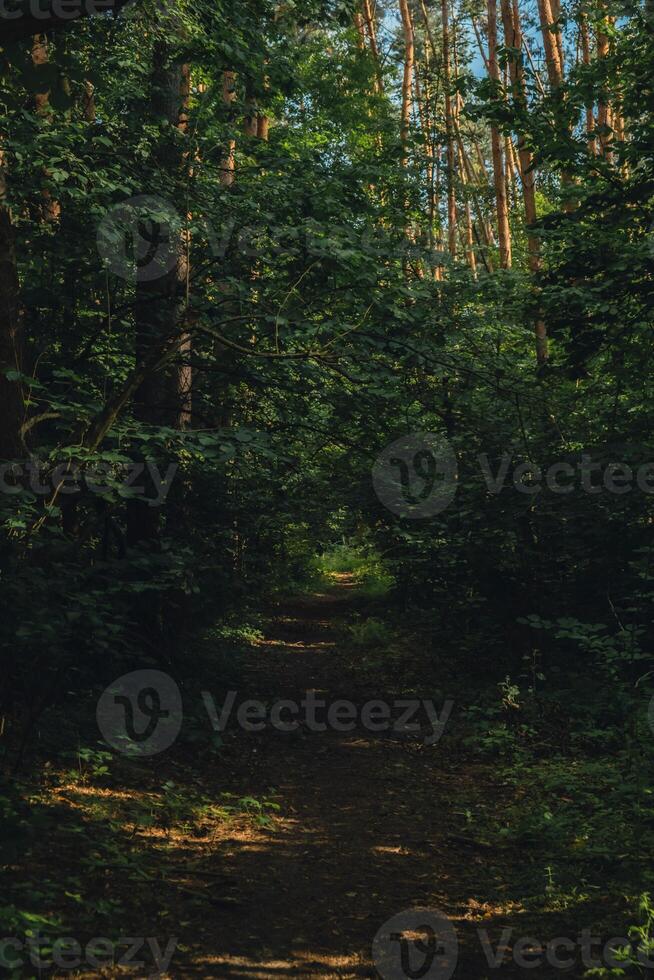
<box><xmin>4</xmin><ymin>577</ymin><xmax>629</xmax><ymax>978</ymax></box>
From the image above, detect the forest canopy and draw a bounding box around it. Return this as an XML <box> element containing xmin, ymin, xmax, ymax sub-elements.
<box><xmin>1</xmin><ymin>0</ymin><xmax>654</xmax><ymax>975</ymax></box>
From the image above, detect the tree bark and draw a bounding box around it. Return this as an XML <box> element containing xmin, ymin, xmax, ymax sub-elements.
<box><xmin>487</xmin><ymin>0</ymin><xmax>512</xmax><ymax>268</ymax></box>
<box><xmin>579</xmin><ymin>14</ymin><xmax>596</xmax><ymax>155</ymax></box>
<box><xmin>31</xmin><ymin>34</ymin><xmax>61</xmax><ymax>221</ymax></box>
<box><xmin>220</xmin><ymin>71</ymin><xmax>237</xmax><ymax>186</ymax></box>
<box><xmin>441</xmin><ymin>0</ymin><xmax>457</xmax><ymax>258</ymax></box>
<box><xmin>0</xmin><ymin>166</ymin><xmax>25</xmax><ymax>461</ymax></box>
<box><xmin>398</xmin><ymin>0</ymin><xmax>415</xmax><ymax>173</ymax></box>
<box><xmin>128</xmin><ymin>46</ymin><xmax>191</xmax><ymax>545</ymax></box>
<box><xmin>537</xmin><ymin>0</ymin><xmax>564</xmax><ymax>89</ymax></box>
<box><xmin>362</xmin><ymin>0</ymin><xmax>384</xmax><ymax>93</ymax></box>
<box><xmin>596</xmin><ymin>10</ymin><xmax>613</xmax><ymax>159</ymax></box>
<box><xmin>501</xmin><ymin>0</ymin><xmax>548</xmax><ymax>364</ymax></box>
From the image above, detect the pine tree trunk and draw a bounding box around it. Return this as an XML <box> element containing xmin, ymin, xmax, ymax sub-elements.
<box><xmin>362</xmin><ymin>0</ymin><xmax>384</xmax><ymax>92</ymax></box>
<box><xmin>441</xmin><ymin>0</ymin><xmax>457</xmax><ymax>258</ymax></box>
<box><xmin>128</xmin><ymin>47</ymin><xmax>191</xmax><ymax>545</ymax></box>
<box><xmin>220</xmin><ymin>71</ymin><xmax>237</xmax><ymax>185</ymax></box>
<box><xmin>579</xmin><ymin>14</ymin><xmax>596</xmax><ymax>155</ymax></box>
<box><xmin>537</xmin><ymin>0</ymin><xmax>564</xmax><ymax>89</ymax></box>
<box><xmin>501</xmin><ymin>0</ymin><xmax>548</xmax><ymax>364</ymax></box>
<box><xmin>398</xmin><ymin>0</ymin><xmax>415</xmax><ymax>173</ymax></box>
<box><xmin>0</xmin><ymin>164</ymin><xmax>25</xmax><ymax>460</ymax></box>
<box><xmin>487</xmin><ymin>0</ymin><xmax>512</xmax><ymax>268</ymax></box>
<box><xmin>82</xmin><ymin>80</ymin><xmax>96</xmax><ymax>122</ymax></box>
<box><xmin>597</xmin><ymin>10</ymin><xmax>612</xmax><ymax>158</ymax></box>
<box><xmin>31</xmin><ymin>35</ymin><xmax>61</xmax><ymax>221</ymax></box>
<box><xmin>354</xmin><ymin>10</ymin><xmax>367</xmax><ymax>49</ymax></box>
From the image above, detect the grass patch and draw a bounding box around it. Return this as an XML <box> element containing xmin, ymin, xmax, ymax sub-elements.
<box><xmin>313</xmin><ymin>542</ymin><xmax>395</xmax><ymax>598</ymax></box>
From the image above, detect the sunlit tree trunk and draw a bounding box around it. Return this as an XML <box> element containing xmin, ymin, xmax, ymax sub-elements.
<box><xmin>415</xmin><ymin>64</ymin><xmax>440</xmax><ymax>279</ymax></box>
<box><xmin>537</xmin><ymin>0</ymin><xmax>564</xmax><ymax>89</ymax></box>
<box><xmin>579</xmin><ymin>14</ymin><xmax>597</xmax><ymax>155</ymax></box>
<box><xmin>82</xmin><ymin>80</ymin><xmax>96</xmax><ymax>122</ymax></box>
<box><xmin>596</xmin><ymin>9</ymin><xmax>613</xmax><ymax>159</ymax></box>
<box><xmin>501</xmin><ymin>0</ymin><xmax>548</xmax><ymax>364</ymax></box>
<box><xmin>31</xmin><ymin>34</ymin><xmax>61</xmax><ymax>221</ymax></box>
<box><xmin>459</xmin><ymin>157</ymin><xmax>477</xmax><ymax>277</ymax></box>
<box><xmin>31</xmin><ymin>34</ymin><xmax>50</xmax><ymax>114</ymax></box>
<box><xmin>487</xmin><ymin>0</ymin><xmax>512</xmax><ymax>268</ymax></box>
<box><xmin>354</xmin><ymin>10</ymin><xmax>366</xmax><ymax>49</ymax></box>
<box><xmin>398</xmin><ymin>0</ymin><xmax>415</xmax><ymax>173</ymax></box>
<box><xmin>451</xmin><ymin>33</ymin><xmax>477</xmax><ymax>276</ymax></box>
<box><xmin>362</xmin><ymin>0</ymin><xmax>384</xmax><ymax>92</ymax></box>
<box><xmin>441</xmin><ymin>0</ymin><xmax>457</xmax><ymax>258</ymax></box>
<box><xmin>454</xmin><ymin>134</ymin><xmax>495</xmax><ymax>270</ymax></box>
<box><xmin>220</xmin><ymin>70</ymin><xmax>237</xmax><ymax>185</ymax></box>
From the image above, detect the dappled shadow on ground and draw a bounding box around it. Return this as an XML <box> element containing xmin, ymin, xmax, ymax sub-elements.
<box><xmin>163</xmin><ymin>580</ymin><xmax>598</xmax><ymax>979</ymax></box>
<box><xmin>12</xmin><ymin>579</ymin><xmax>609</xmax><ymax>978</ymax></box>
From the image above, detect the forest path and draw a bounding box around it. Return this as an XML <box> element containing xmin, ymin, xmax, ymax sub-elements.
<box><xmin>184</xmin><ymin>576</ymin><xmax>524</xmax><ymax>979</ymax></box>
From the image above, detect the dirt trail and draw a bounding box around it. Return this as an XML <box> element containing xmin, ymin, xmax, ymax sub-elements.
<box><xmin>184</xmin><ymin>578</ymin><xmax>522</xmax><ymax>979</ymax></box>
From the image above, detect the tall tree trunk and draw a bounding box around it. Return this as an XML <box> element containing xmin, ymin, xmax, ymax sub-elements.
<box><xmin>579</xmin><ymin>14</ymin><xmax>597</xmax><ymax>155</ymax></box>
<box><xmin>454</xmin><ymin>132</ymin><xmax>495</xmax><ymax>269</ymax></box>
<box><xmin>220</xmin><ymin>71</ymin><xmax>237</xmax><ymax>186</ymax></box>
<box><xmin>362</xmin><ymin>0</ymin><xmax>384</xmax><ymax>92</ymax></box>
<box><xmin>501</xmin><ymin>0</ymin><xmax>548</xmax><ymax>364</ymax></box>
<box><xmin>82</xmin><ymin>80</ymin><xmax>96</xmax><ymax>122</ymax></box>
<box><xmin>459</xmin><ymin>159</ymin><xmax>477</xmax><ymax>277</ymax></box>
<box><xmin>596</xmin><ymin>9</ymin><xmax>612</xmax><ymax>159</ymax></box>
<box><xmin>487</xmin><ymin>0</ymin><xmax>512</xmax><ymax>268</ymax></box>
<box><xmin>244</xmin><ymin>71</ymin><xmax>270</xmax><ymax>141</ymax></box>
<box><xmin>354</xmin><ymin>10</ymin><xmax>367</xmax><ymax>49</ymax></box>
<box><xmin>452</xmin><ymin>33</ymin><xmax>477</xmax><ymax>276</ymax></box>
<box><xmin>0</xmin><ymin>161</ymin><xmax>25</xmax><ymax>460</ymax></box>
<box><xmin>537</xmin><ymin>0</ymin><xmax>564</xmax><ymax>89</ymax></box>
<box><xmin>31</xmin><ymin>34</ymin><xmax>50</xmax><ymax>115</ymax></box>
<box><xmin>398</xmin><ymin>0</ymin><xmax>415</xmax><ymax>173</ymax></box>
<box><xmin>415</xmin><ymin>62</ymin><xmax>442</xmax><ymax>280</ymax></box>
<box><xmin>441</xmin><ymin>0</ymin><xmax>457</xmax><ymax>258</ymax></box>
<box><xmin>175</xmin><ymin>62</ymin><xmax>192</xmax><ymax>431</ymax></box>
<box><xmin>128</xmin><ymin>47</ymin><xmax>190</xmax><ymax>546</ymax></box>
<box><xmin>505</xmin><ymin>133</ymin><xmax>517</xmax><ymax>207</ymax></box>
<box><xmin>31</xmin><ymin>34</ymin><xmax>61</xmax><ymax>221</ymax></box>
<box><xmin>398</xmin><ymin>0</ymin><xmax>418</xmax><ymax>278</ymax></box>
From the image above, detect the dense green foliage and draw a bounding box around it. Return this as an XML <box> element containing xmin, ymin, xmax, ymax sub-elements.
<box><xmin>1</xmin><ymin>0</ymin><xmax>654</xmax><ymax>972</ymax></box>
